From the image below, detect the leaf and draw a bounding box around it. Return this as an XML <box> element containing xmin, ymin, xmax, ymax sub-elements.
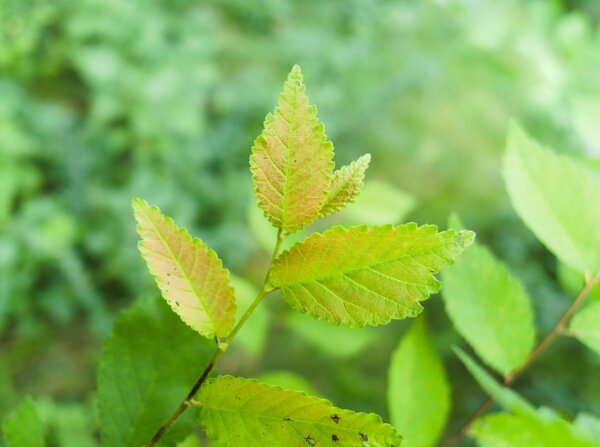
<box><xmin>472</xmin><ymin>411</ymin><xmax>599</xmax><ymax>447</ymax></box>
<box><xmin>320</xmin><ymin>154</ymin><xmax>371</xmax><ymax>217</ymax></box>
<box><xmin>270</xmin><ymin>224</ymin><xmax>475</xmax><ymax>327</ymax></box>
<box><xmin>198</xmin><ymin>376</ymin><xmax>402</xmax><ymax>447</ymax></box>
<box><xmin>250</xmin><ymin>65</ymin><xmax>334</xmax><ymax>232</ymax></box>
<box><xmin>456</xmin><ymin>348</ymin><xmax>598</xmax><ymax>447</ymax></box>
<box><xmin>570</xmin><ymin>301</ymin><xmax>600</xmax><ymax>356</ymax></box>
<box><xmin>388</xmin><ymin>318</ymin><xmax>450</xmax><ymax>447</ymax></box>
<box><xmin>257</xmin><ymin>370</ymin><xmax>318</xmax><ymax>395</ymax></box>
<box><xmin>504</xmin><ymin>122</ymin><xmax>600</xmax><ymax>275</ymax></box>
<box><xmin>133</xmin><ymin>198</ymin><xmax>236</xmax><ymax>338</ymax></box>
<box><xmin>441</xmin><ymin>243</ymin><xmax>536</xmax><ymax>375</ymax></box>
<box><xmin>98</xmin><ymin>298</ymin><xmax>214</xmax><ymax>447</ymax></box>
<box><xmin>2</xmin><ymin>397</ymin><xmax>44</xmax><ymax>447</ymax></box>
<box><xmin>337</xmin><ymin>180</ymin><xmax>416</xmax><ymax>226</ymax></box>
<box><xmin>575</xmin><ymin>413</ymin><xmax>600</xmax><ymax>444</ymax></box>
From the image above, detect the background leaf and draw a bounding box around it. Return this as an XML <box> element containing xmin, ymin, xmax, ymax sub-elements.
<box><xmin>442</xmin><ymin>242</ymin><xmax>536</xmax><ymax>375</ymax></box>
<box><xmin>98</xmin><ymin>298</ymin><xmax>213</xmax><ymax>447</ymax></box>
<box><xmin>230</xmin><ymin>275</ymin><xmax>270</xmax><ymax>356</ymax></box>
<box><xmin>570</xmin><ymin>301</ymin><xmax>600</xmax><ymax>356</ymax></box>
<box><xmin>504</xmin><ymin>123</ymin><xmax>600</xmax><ymax>275</ymax></box>
<box><xmin>320</xmin><ymin>154</ymin><xmax>370</xmax><ymax>218</ymax></box>
<box><xmin>2</xmin><ymin>396</ymin><xmax>44</xmax><ymax>447</ymax></box>
<box><xmin>133</xmin><ymin>198</ymin><xmax>237</xmax><ymax>338</ymax></box>
<box><xmin>388</xmin><ymin>318</ymin><xmax>450</xmax><ymax>447</ymax></box>
<box><xmin>271</xmin><ymin>224</ymin><xmax>474</xmax><ymax>327</ymax></box>
<box><xmin>457</xmin><ymin>348</ymin><xmax>597</xmax><ymax>447</ymax></box>
<box><xmin>250</xmin><ymin>65</ymin><xmax>334</xmax><ymax>232</ymax></box>
<box><xmin>199</xmin><ymin>375</ymin><xmax>401</xmax><ymax>447</ymax></box>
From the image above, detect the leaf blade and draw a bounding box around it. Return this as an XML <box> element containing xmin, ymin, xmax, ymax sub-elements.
<box><xmin>98</xmin><ymin>298</ymin><xmax>214</xmax><ymax>447</ymax></box>
<box><xmin>271</xmin><ymin>224</ymin><xmax>475</xmax><ymax>327</ymax></box>
<box><xmin>320</xmin><ymin>154</ymin><xmax>371</xmax><ymax>217</ymax></box>
<box><xmin>199</xmin><ymin>375</ymin><xmax>402</xmax><ymax>447</ymax></box>
<box><xmin>133</xmin><ymin>198</ymin><xmax>236</xmax><ymax>338</ymax></box>
<box><xmin>441</xmin><ymin>243</ymin><xmax>536</xmax><ymax>375</ymax></box>
<box><xmin>570</xmin><ymin>301</ymin><xmax>600</xmax><ymax>357</ymax></box>
<box><xmin>2</xmin><ymin>397</ymin><xmax>44</xmax><ymax>447</ymax></box>
<box><xmin>250</xmin><ymin>65</ymin><xmax>334</xmax><ymax>232</ymax></box>
<box><xmin>504</xmin><ymin>123</ymin><xmax>600</xmax><ymax>274</ymax></box>
<box><xmin>388</xmin><ymin>318</ymin><xmax>450</xmax><ymax>447</ymax></box>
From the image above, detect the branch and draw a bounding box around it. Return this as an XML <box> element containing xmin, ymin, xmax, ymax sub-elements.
<box><xmin>440</xmin><ymin>272</ymin><xmax>600</xmax><ymax>447</ymax></box>
<box><xmin>146</xmin><ymin>229</ymin><xmax>284</xmax><ymax>446</ymax></box>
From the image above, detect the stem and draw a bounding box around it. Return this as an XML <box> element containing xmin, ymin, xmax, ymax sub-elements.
<box><xmin>146</xmin><ymin>229</ymin><xmax>285</xmax><ymax>447</ymax></box>
<box><xmin>441</xmin><ymin>273</ymin><xmax>600</xmax><ymax>447</ymax></box>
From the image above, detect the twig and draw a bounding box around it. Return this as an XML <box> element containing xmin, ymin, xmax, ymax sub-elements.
<box><xmin>146</xmin><ymin>229</ymin><xmax>284</xmax><ymax>446</ymax></box>
<box><xmin>441</xmin><ymin>272</ymin><xmax>600</xmax><ymax>447</ymax></box>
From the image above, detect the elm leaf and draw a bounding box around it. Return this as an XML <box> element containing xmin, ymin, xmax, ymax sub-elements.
<box><xmin>504</xmin><ymin>123</ymin><xmax>600</xmax><ymax>275</ymax></box>
<box><xmin>388</xmin><ymin>318</ymin><xmax>450</xmax><ymax>447</ymax></box>
<box><xmin>250</xmin><ymin>65</ymin><xmax>334</xmax><ymax>232</ymax></box>
<box><xmin>2</xmin><ymin>397</ymin><xmax>44</xmax><ymax>447</ymax></box>
<box><xmin>570</xmin><ymin>301</ymin><xmax>600</xmax><ymax>357</ymax></box>
<box><xmin>133</xmin><ymin>198</ymin><xmax>236</xmax><ymax>338</ymax></box>
<box><xmin>320</xmin><ymin>154</ymin><xmax>371</xmax><ymax>218</ymax></box>
<box><xmin>199</xmin><ymin>376</ymin><xmax>401</xmax><ymax>447</ymax></box>
<box><xmin>442</xmin><ymin>243</ymin><xmax>535</xmax><ymax>375</ymax></box>
<box><xmin>270</xmin><ymin>224</ymin><xmax>474</xmax><ymax>327</ymax></box>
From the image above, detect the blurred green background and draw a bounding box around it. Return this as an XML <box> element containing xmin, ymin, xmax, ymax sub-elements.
<box><xmin>2</xmin><ymin>0</ymin><xmax>600</xmax><ymax>445</ymax></box>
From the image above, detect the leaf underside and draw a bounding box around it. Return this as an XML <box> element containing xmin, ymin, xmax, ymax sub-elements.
<box><xmin>442</xmin><ymin>243</ymin><xmax>536</xmax><ymax>376</ymax></box>
<box><xmin>270</xmin><ymin>224</ymin><xmax>475</xmax><ymax>327</ymax></box>
<box><xmin>133</xmin><ymin>198</ymin><xmax>236</xmax><ymax>338</ymax></box>
<box><xmin>320</xmin><ymin>153</ymin><xmax>371</xmax><ymax>218</ymax></box>
<box><xmin>250</xmin><ymin>65</ymin><xmax>334</xmax><ymax>232</ymax></box>
<box><xmin>504</xmin><ymin>123</ymin><xmax>600</xmax><ymax>275</ymax></box>
<box><xmin>199</xmin><ymin>375</ymin><xmax>402</xmax><ymax>447</ymax></box>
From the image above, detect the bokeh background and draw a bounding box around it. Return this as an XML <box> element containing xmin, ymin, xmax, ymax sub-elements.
<box><xmin>2</xmin><ymin>0</ymin><xmax>600</xmax><ymax>445</ymax></box>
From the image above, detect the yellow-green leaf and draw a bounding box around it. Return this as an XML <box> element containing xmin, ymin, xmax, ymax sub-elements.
<box><xmin>388</xmin><ymin>318</ymin><xmax>450</xmax><ymax>447</ymax></box>
<box><xmin>504</xmin><ymin>123</ymin><xmax>600</xmax><ymax>275</ymax></box>
<box><xmin>2</xmin><ymin>397</ymin><xmax>44</xmax><ymax>447</ymax></box>
<box><xmin>199</xmin><ymin>376</ymin><xmax>402</xmax><ymax>447</ymax></box>
<box><xmin>133</xmin><ymin>198</ymin><xmax>236</xmax><ymax>338</ymax></box>
<box><xmin>570</xmin><ymin>301</ymin><xmax>600</xmax><ymax>357</ymax></box>
<box><xmin>271</xmin><ymin>224</ymin><xmax>475</xmax><ymax>327</ymax></box>
<box><xmin>320</xmin><ymin>154</ymin><xmax>371</xmax><ymax>217</ymax></box>
<box><xmin>250</xmin><ymin>65</ymin><xmax>334</xmax><ymax>232</ymax></box>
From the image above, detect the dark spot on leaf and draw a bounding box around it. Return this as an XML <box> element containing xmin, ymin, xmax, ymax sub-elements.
<box><xmin>332</xmin><ymin>434</ymin><xmax>339</xmax><ymax>442</ymax></box>
<box><xmin>305</xmin><ymin>435</ymin><xmax>316</xmax><ymax>446</ymax></box>
<box><xmin>284</xmin><ymin>417</ymin><xmax>291</xmax><ymax>421</ymax></box>
<box><xmin>331</xmin><ymin>414</ymin><xmax>340</xmax><ymax>424</ymax></box>
<box><xmin>359</xmin><ymin>432</ymin><xmax>368</xmax><ymax>442</ymax></box>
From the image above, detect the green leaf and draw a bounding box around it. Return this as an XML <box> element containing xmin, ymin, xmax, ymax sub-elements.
<box><xmin>456</xmin><ymin>349</ymin><xmax>598</xmax><ymax>447</ymax></box>
<box><xmin>441</xmin><ymin>243</ymin><xmax>535</xmax><ymax>375</ymax></box>
<box><xmin>320</xmin><ymin>154</ymin><xmax>371</xmax><ymax>217</ymax></box>
<box><xmin>575</xmin><ymin>413</ymin><xmax>600</xmax><ymax>443</ymax></box>
<box><xmin>337</xmin><ymin>180</ymin><xmax>416</xmax><ymax>226</ymax></box>
<box><xmin>271</xmin><ymin>224</ymin><xmax>475</xmax><ymax>327</ymax></box>
<box><xmin>504</xmin><ymin>123</ymin><xmax>600</xmax><ymax>275</ymax></box>
<box><xmin>230</xmin><ymin>275</ymin><xmax>270</xmax><ymax>356</ymax></box>
<box><xmin>472</xmin><ymin>410</ymin><xmax>598</xmax><ymax>447</ymax></box>
<box><xmin>98</xmin><ymin>298</ymin><xmax>214</xmax><ymax>447</ymax></box>
<box><xmin>250</xmin><ymin>65</ymin><xmax>334</xmax><ymax>232</ymax></box>
<box><xmin>198</xmin><ymin>376</ymin><xmax>402</xmax><ymax>447</ymax></box>
<box><xmin>2</xmin><ymin>397</ymin><xmax>44</xmax><ymax>447</ymax></box>
<box><xmin>570</xmin><ymin>301</ymin><xmax>600</xmax><ymax>356</ymax></box>
<box><xmin>388</xmin><ymin>318</ymin><xmax>450</xmax><ymax>447</ymax></box>
<box><xmin>133</xmin><ymin>198</ymin><xmax>236</xmax><ymax>338</ymax></box>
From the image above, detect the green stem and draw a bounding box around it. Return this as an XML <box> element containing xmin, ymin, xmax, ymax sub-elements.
<box><xmin>440</xmin><ymin>272</ymin><xmax>600</xmax><ymax>447</ymax></box>
<box><xmin>146</xmin><ymin>229</ymin><xmax>284</xmax><ymax>447</ymax></box>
